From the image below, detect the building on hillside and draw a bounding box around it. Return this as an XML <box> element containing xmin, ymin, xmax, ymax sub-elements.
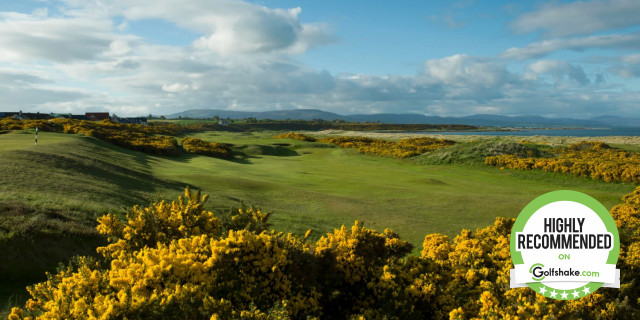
<box><xmin>85</xmin><ymin>112</ymin><xmax>110</xmax><ymax>121</ymax></box>
<box><xmin>5</xmin><ymin>111</ymin><xmax>51</xmax><ymax>120</ymax></box>
<box><xmin>0</xmin><ymin>112</ymin><xmax>19</xmax><ymax>119</ymax></box>
<box><xmin>0</xmin><ymin>111</ymin><xmax>152</xmax><ymax>123</ymax></box>
<box><xmin>51</xmin><ymin>113</ymin><xmax>89</xmax><ymax>120</ymax></box>
<box><xmin>50</xmin><ymin>113</ymin><xmax>72</xmax><ymax>119</ymax></box>
<box><xmin>23</xmin><ymin>112</ymin><xmax>51</xmax><ymax>120</ymax></box>
<box><xmin>111</xmin><ymin>115</ymin><xmax>148</xmax><ymax>125</ymax></box>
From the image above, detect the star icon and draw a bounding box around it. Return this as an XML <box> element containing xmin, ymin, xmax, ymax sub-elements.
<box><xmin>582</xmin><ymin>286</ymin><xmax>591</xmax><ymax>295</ymax></box>
<box><xmin>561</xmin><ymin>291</ymin><xmax>569</xmax><ymax>299</ymax></box>
<box><xmin>549</xmin><ymin>289</ymin><xmax>557</xmax><ymax>298</ymax></box>
<box><xmin>572</xmin><ymin>290</ymin><xmax>581</xmax><ymax>298</ymax></box>
<box><xmin>538</xmin><ymin>286</ymin><xmax>547</xmax><ymax>295</ymax></box>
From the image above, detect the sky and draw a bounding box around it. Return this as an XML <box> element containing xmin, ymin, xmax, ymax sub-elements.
<box><xmin>1</xmin><ymin>0</ymin><xmax>640</xmax><ymax>118</ymax></box>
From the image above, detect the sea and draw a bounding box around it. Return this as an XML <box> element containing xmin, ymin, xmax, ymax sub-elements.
<box><xmin>416</xmin><ymin>127</ymin><xmax>640</xmax><ymax>137</ymax></box>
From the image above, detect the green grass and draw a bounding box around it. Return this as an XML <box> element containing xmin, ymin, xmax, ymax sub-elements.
<box><xmin>0</xmin><ymin>131</ymin><xmax>185</xmax><ymax>314</ymax></box>
<box><xmin>412</xmin><ymin>140</ymin><xmax>552</xmax><ymax>165</ymax></box>
<box><xmin>163</xmin><ymin>132</ymin><xmax>634</xmax><ymax>244</ymax></box>
<box><xmin>0</xmin><ymin>131</ymin><xmax>184</xmax><ymax>211</ymax></box>
<box><xmin>186</xmin><ymin>130</ymin><xmax>287</xmax><ymax>145</ymax></box>
<box><xmin>3</xmin><ymin>130</ymin><xmax>632</xmax><ymax>244</ymax></box>
<box><xmin>1</xmin><ymin>130</ymin><xmax>637</xmax><ymax>315</ymax></box>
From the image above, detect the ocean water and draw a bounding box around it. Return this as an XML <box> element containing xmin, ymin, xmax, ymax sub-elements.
<box><xmin>417</xmin><ymin>127</ymin><xmax>640</xmax><ymax>137</ymax></box>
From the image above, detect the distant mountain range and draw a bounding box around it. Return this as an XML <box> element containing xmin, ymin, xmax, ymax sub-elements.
<box><xmin>166</xmin><ymin>108</ymin><xmax>640</xmax><ymax>128</ymax></box>
<box><xmin>167</xmin><ymin>109</ymin><xmax>345</xmax><ymax>121</ymax></box>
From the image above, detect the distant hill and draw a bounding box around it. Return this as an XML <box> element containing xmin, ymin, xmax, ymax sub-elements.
<box><xmin>344</xmin><ymin>113</ymin><xmax>448</xmax><ymax>124</ymax></box>
<box><xmin>456</xmin><ymin>114</ymin><xmax>604</xmax><ymax>127</ymax></box>
<box><xmin>588</xmin><ymin>115</ymin><xmax>640</xmax><ymax>127</ymax></box>
<box><xmin>167</xmin><ymin>109</ymin><xmax>345</xmax><ymax>121</ymax></box>
<box><xmin>166</xmin><ymin>108</ymin><xmax>640</xmax><ymax>128</ymax></box>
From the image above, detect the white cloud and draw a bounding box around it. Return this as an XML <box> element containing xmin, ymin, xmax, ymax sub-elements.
<box><xmin>423</xmin><ymin>55</ymin><xmax>513</xmax><ymax>101</ymax></box>
<box><xmin>623</xmin><ymin>54</ymin><xmax>640</xmax><ymax>64</ymax></box>
<box><xmin>162</xmin><ymin>83</ymin><xmax>192</xmax><ymax>93</ymax></box>
<box><xmin>527</xmin><ymin>60</ymin><xmax>590</xmax><ymax>86</ymax></box>
<box><xmin>0</xmin><ymin>68</ymin><xmax>91</xmax><ymax>107</ymax></box>
<box><xmin>0</xmin><ymin>1</ymin><xmax>638</xmax><ymax>119</ymax></box>
<box><xmin>0</xmin><ymin>11</ymin><xmax>137</xmax><ymax>63</ymax></box>
<box><xmin>60</xmin><ymin>0</ymin><xmax>334</xmax><ymax>56</ymax></box>
<box><xmin>502</xmin><ymin>32</ymin><xmax>640</xmax><ymax>60</ymax></box>
<box><xmin>609</xmin><ymin>54</ymin><xmax>640</xmax><ymax>78</ymax></box>
<box><xmin>528</xmin><ymin>60</ymin><xmax>564</xmax><ymax>74</ymax></box>
<box><xmin>191</xmin><ymin>6</ymin><xmax>304</xmax><ymax>55</ymax></box>
<box><xmin>105</xmin><ymin>40</ymin><xmax>133</xmax><ymax>57</ymax></box>
<box><xmin>0</xmin><ymin>67</ymin><xmax>51</xmax><ymax>85</ymax></box>
<box><xmin>511</xmin><ymin>0</ymin><xmax>640</xmax><ymax>37</ymax></box>
<box><xmin>32</xmin><ymin>7</ymin><xmax>48</xmax><ymax>18</ymax></box>
<box><xmin>117</xmin><ymin>20</ymin><xmax>128</xmax><ymax>31</ymax></box>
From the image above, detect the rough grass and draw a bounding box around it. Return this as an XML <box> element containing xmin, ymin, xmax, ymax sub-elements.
<box><xmin>234</xmin><ymin>144</ymin><xmax>300</xmax><ymax>157</ymax></box>
<box><xmin>413</xmin><ymin>140</ymin><xmax>553</xmax><ymax>165</ymax></box>
<box><xmin>315</xmin><ymin>130</ymin><xmax>640</xmax><ymax>146</ymax></box>
<box><xmin>0</xmin><ymin>132</ymin><xmax>184</xmax><ymax>211</ymax></box>
<box><xmin>0</xmin><ymin>131</ymin><xmax>185</xmax><ymax>313</ymax></box>
<box><xmin>0</xmin><ymin>202</ymin><xmax>106</xmax><ymax>314</ymax></box>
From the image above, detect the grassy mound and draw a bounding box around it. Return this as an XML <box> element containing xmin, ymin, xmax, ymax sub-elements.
<box><xmin>0</xmin><ymin>132</ymin><xmax>185</xmax><ymax>312</ymax></box>
<box><xmin>0</xmin><ymin>133</ymin><xmax>183</xmax><ymax>210</ymax></box>
<box><xmin>413</xmin><ymin>140</ymin><xmax>551</xmax><ymax>165</ymax></box>
<box><xmin>235</xmin><ymin>144</ymin><xmax>300</xmax><ymax>157</ymax></box>
<box><xmin>0</xmin><ymin>202</ymin><xmax>105</xmax><ymax>312</ymax></box>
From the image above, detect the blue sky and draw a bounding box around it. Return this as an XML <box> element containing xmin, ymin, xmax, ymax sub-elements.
<box><xmin>1</xmin><ymin>0</ymin><xmax>640</xmax><ymax>118</ymax></box>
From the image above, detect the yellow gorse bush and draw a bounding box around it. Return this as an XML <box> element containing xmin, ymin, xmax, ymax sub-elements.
<box><xmin>0</xmin><ymin>118</ymin><xmax>181</xmax><ymax>155</ymax></box>
<box><xmin>486</xmin><ymin>141</ymin><xmax>640</xmax><ymax>183</ymax></box>
<box><xmin>1</xmin><ymin>119</ymin><xmax>239</xmax><ymax>158</ymax></box>
<box><xmin>316</xmin><ymin>136</ymin><xmax>456</xmax><ymax>158</ymax></box>
<box><xmin>272</xmin><ymin>132</ymin><xmax>317</xmax><ymax>142</ymax></box>
<box><xmin>57</xmin><ymin>119</ymin><xmax>180</xmax><ymax>156</ymax></box>
<box><xmin>181</xmin><ymin>137</ymin><xmax>233</xmax><ymax>159</ymax></box>
<box><xmin>273</xmin><ymin>133</ymin><xmax>455</xmax><ymax>158</ymax></box>
<box><xmin>96</xmin><ymin>188</ymin><xmax>221</xmax><ymax>259</ymax></box>
<box><xmin>10</xmin><ymin>186</ymin><xmax>640</xmax><ymax>319</ymax></box>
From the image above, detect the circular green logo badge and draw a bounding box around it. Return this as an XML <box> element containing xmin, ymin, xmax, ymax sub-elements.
<box><xmin>510</xmin><ymin>190</ymin><xmax>620</xmax><ymax>300</ymax></box>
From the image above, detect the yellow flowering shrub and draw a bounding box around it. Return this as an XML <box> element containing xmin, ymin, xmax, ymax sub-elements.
<box><xmin>273</xmin><ymin>132</ymin><xmax>317</xmax><ymax>142</ymax></box>
<box><xmin>362</xmin><ymin>255</ymin><xmax>452</xmax><ymax>319</ymax></box>
<box><xmin>96</xmin><ymin>187</ymin><xmax>221</xmax><ymax>259</ymax></box>
<box><xmin>181</xmin><ymin>137</ymin><xmax>233</xmax><ymax>158</ymax></box>
<box><xmin>312</xmin><ymin>222</ymin><xmax>415</xmax><ymax>317</ymax></box>
<box><xmin>318</xmin><ymin>136</ymin><xmax>455</xmax><ymax>158</ymax></box>
<box><xmin>224</xmin><ymin>207</ymin><xmax>273</xmax><ymax>233</ymax></box>
<box><xmin>56</xmin><ymin>119</ymin><xmax>180</xmax><ymax>155</ymax></box>
<box><xmin>315</xmin><ymin>222</ymin><xmax>413</xmax><ymax>285</ymax></box>
<box><xmin>9</xmin><ymin>186</ymin><xmax>640</xmax><ymax>319</ymax></box>
<box><xmin>0</xmin><ymin>118</ymin><xmax>180</xmax><ymax>155</ymax></box>
<box><xmin>0</xmin><ymin>118</ymin><xmax>62</xmax><ymax>131</ymax></box>
<box><xmin>0</xmin><ymin>117</ymin><xmax>26</xmax><ymax>130</ymax></box>
<box><xmin>486</xmin><ymin>141</ymin><xmax>640</xmax><ymax>183</ymax></box>
<box><xmin>609</xmin><ymin>187</ymin><xmax>640</xmax><ymax>317</ymax></box>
